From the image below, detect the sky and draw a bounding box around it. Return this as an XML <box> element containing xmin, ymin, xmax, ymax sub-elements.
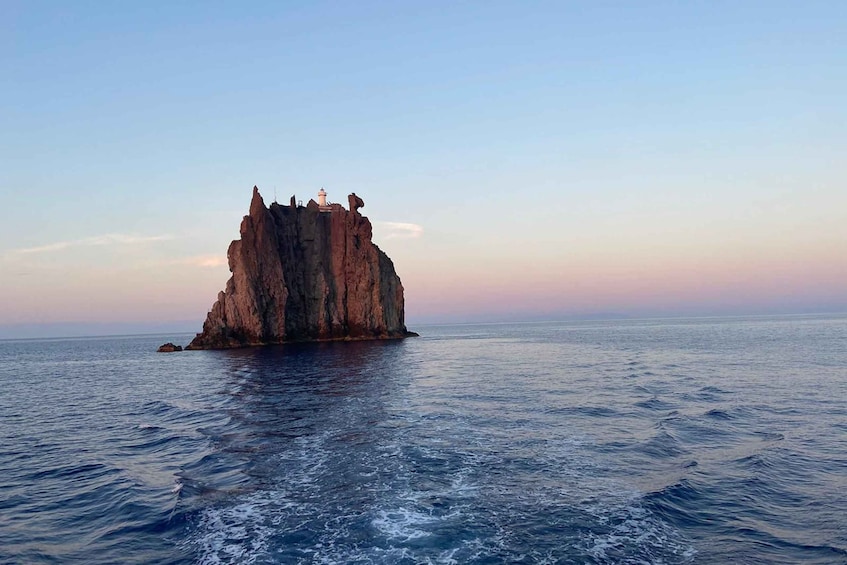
<box><xmin>1</xmin><ymin>1</ymin><xmax>846</xmax><ymax>337</ymax></box>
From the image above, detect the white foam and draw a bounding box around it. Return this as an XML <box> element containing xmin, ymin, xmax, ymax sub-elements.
<box><xmin>372</xmin><ymin>506</ymin><xmax>438</xmax><ymax>541</ymax></box>
<box><xmin>580</xmin><ymin>498</ymin><xmax>697</xmax><ymax>564</ymax></box>
<box><xmin>192</xmin><ymin>492</ymin><xmax>279</xmax><ymax>565</ymax></box>
<box><xmin>188</xmin><ymin>431</ymin><xmax>341</xmax><ymax>564</ymax></box>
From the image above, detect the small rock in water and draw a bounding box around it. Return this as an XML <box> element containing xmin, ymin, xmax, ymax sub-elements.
<box><xmin>157</xmin><ymin>343</ymin><xmax>183</xmax><ymax>352</ymax></box>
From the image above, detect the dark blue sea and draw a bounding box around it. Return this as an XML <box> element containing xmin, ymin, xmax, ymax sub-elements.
<box><xmin>1</xmin><ymin>315</ymin><xmax>845</xmax><ymax>564</ymax></box>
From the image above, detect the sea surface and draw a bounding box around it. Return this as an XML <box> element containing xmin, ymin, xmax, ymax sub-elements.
<box><xmin>1</xmin><ymin>314</ymin><xmax>845</xmax><ymax>564</ymax></box>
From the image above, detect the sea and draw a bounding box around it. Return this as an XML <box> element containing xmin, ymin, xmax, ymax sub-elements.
<box><xmin>1</xmin><ymin>314</ymin><xmax>845</xmax><ymax>564</ymax></box>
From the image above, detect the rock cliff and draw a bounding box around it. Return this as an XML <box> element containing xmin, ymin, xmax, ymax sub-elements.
<box><xmin>186</xmin><ymin>187</ymin><xmax>415</xmax><ymax>349</ymax></box>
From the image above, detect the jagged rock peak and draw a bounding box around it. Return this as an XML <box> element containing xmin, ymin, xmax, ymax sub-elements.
<box><xmin>186</xmin><ymin>186</ymin><xmax>417</xmax><ymax>349</ymax></box>
<box><xmin>249</xmin><ymin>185</ymin><xmax>265</xmax><ymax>217</ymax></box>
<box><xmin>349</xmin><ymin>193</ymin><xmax>364</xmax><ymax>212</ymax></box>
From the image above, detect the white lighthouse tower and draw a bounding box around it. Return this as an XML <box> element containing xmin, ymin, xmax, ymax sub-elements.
<box><xmin>318</xmin><ymin>188</ymin><xmax>332</xmax><ymax>211</ymax></box>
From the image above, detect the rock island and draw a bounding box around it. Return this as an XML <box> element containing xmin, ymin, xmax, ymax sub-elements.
<box><xmin>186</xmin><ymin>187</ymin><xmax>416</xmax><ymax>349</ymax></box>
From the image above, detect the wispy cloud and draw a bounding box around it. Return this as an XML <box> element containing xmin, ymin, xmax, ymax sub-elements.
<box><xmin>10</xmin><ymin>233</ymin><xmax>174</xmax><ymax>255</ymax></box>
<box><xmin>376</xmin><ymin>222</ymin><xmax>424</xmax><ymax>240</ymax></box>
<box><xmin>170</xmin><ymin>255</ymin><xmax>228</xmax><ymax>268</ymax></box>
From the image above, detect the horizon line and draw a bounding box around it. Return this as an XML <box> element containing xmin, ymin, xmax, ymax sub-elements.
<box><xmin>1</xmin><ymin>310</ymin><xmax>845</xmax><ymax>341</ymax></box>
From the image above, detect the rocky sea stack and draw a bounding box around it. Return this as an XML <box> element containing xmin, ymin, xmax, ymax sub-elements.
<box><xmin>186</xmin><ymin>187</ymin><xmax>416</xmax><ymax>349</ymax></box>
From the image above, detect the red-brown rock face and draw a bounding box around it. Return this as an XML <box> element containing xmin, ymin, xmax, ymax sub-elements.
<box><xmin>187</xmin><ymin>187</ymin><xmax>414</xmax><ymax>349</ymax></box>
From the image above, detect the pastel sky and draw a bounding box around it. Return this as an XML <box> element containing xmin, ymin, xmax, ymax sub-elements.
<box><xmin>2</xmin><ymin>1</ymin><xmax>846</xmax><ymax>337</ymax></box>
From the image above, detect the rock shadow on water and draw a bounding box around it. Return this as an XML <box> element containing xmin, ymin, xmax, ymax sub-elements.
<box><xmin>179</xmin><ymin>339</ymin><xmax>412</xmax><ymax>494</ymax></box>
<box><xmin>215</xmin><ymin>338</ymin><xmax>410</xmax><ymax>398</ymax></box>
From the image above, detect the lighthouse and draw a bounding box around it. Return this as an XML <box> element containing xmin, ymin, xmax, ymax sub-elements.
<box><xmin>317</xmin><ymin>188</ymin><xmax>332</xmax><ymax>211</ymax></box>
